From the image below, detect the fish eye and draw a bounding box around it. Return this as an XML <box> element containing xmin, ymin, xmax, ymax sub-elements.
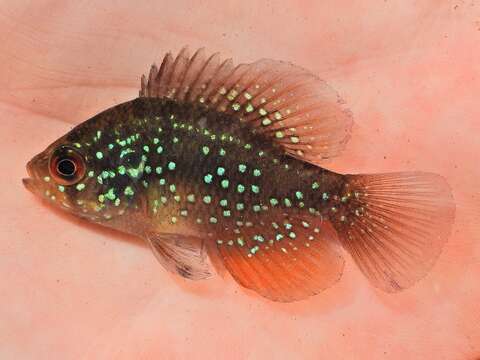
<box><xmin>49</xmin><ymin>146</ymin><xmax>86</xmax><ymax>185</ymax></box>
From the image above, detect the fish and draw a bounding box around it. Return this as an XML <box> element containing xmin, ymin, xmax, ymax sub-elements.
<box><xmin>23</xmin><ymin>47</ymin><xmax>455</xmax><ymax>302</ymax></box>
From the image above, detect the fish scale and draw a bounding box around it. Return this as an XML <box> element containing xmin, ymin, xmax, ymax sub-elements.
<box><xmin>93</xmin><ymin>98</ymin><xmax>341</xmax><ymax>253</ymax></box>
<box><xmin>24</xmin><ymin>47</ymin><xmax>455</xmax><ymax>302</ymax></box>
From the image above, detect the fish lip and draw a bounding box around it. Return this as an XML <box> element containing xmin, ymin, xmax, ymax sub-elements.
<box><xmin>22</xmin><ymin>177</ymin><xmax>36</xmax><ymax>193</ymax></box>
<box><xmin>26</xmin><ymin>159</ymin><xmax>35</xmax><ymax>178</ymax></box>
<box><xmin>23</xmin><ymin>160</ymin><xmax>41</xmax><ymax>193</ymax></box>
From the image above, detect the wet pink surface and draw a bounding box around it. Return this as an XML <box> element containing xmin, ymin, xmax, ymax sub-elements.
<box><xmin>0</xmin><ymin>1</ymin><xmax>479</xmax><ymax>359</ymax></box>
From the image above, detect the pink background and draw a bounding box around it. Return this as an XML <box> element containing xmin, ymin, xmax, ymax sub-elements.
<box><xmin>0</xmin><ymin>1</ymin><xmax>479</xmax><ymax>359</ymax></box>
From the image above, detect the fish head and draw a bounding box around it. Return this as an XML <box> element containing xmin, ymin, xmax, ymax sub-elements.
<box><xmin>23</xmin><ymin>115</ymin><xmax>133</xmax><ymax>224</ymax></box>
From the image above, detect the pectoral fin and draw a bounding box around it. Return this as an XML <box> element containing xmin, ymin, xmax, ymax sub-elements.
<box><xmin>146</xmin><ymin>232</ymin><xmax>213</xmax><ymax>280</ymax></box>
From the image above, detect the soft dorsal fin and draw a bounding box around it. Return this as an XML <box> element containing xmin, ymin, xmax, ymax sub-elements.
<box><xmin>140</xmin><ymin>47</ymin><xmax>353</xmax><ymax>162</ymax></box>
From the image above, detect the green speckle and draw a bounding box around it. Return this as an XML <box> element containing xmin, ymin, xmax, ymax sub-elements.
<box><xmin>96</xmin><ymin>152</ymin><xmax>103</xmax><ymax>159</ymax></box>
<box><xmin>276</xmin><ymin>234</ymin><xmax>284</xmax><ymax>241</ymax></box>
<box><xmin>159</xmin><ymin>178</ymin><xmax>166</xmax><ymax>185</ymax></box>
<box><xmin>261</xmin><ymin>118</ymin><xmax>272</xmax><ymax>126</ymax></box>
<box><xmin>73</xmin><ymin>143</ymin><xmax>82</xmax><ymax>148</ymax></box>
<box><xmin>275</xmin><ymin>131</ymin><xmax>284</xmax><ymax>139</ymax></box>
<box><xmin>237</xmin><ymin>184</ymin><xmax>245</xmax><ymax>193</ymax></box>
<box><xmin>114</xmin><ymin>198</ymin><xmax>121</xmax><ymax>207</ymax></box>
<box><xmin>145</xmin><ymin>166</ymin><xmax>152</xmax><ymax>174</ymax></box>
<box><xmin>108</xmin><ymin>143</ymin><xmax>114</xmax><ymax>150</ymax></box>
<box><xmin>120</xmin><ymin>148</ymin><xmax>135</xmax><ymax>158</ymax></box>
<box><xmin>284</xmin><ymin>198</ymin><xmax>292</xmax><ymax>207</ymax></box>
<box><xmin>220</xmin><ymin>199</ymin><xmax>228</xmax><ymax>207</ymax></box>
<box><xmin>223</xmin><ymin>210</ymin><xmax>231</xmax><ymax>217</ymax></box>
<box><xmin>251</xmin><ymin>185</ymin><xmax>260</xmax><ymax>194</ymax></box>
<box><xmin>105</xmin><ymin>188</ymin><xmax>116</xmax><ymax>200</ymax></box>
<box><xmin>217</xmin><ymin>167</ymin><xmax>225</xmax><ymax>176</ymax></box>
<box><xmin>155</xmin><ymin>166</ymin><xmax>163</xmax><ymax>174</ymax></box>
<box><xmin>171</xmin><ymin>216</ymin><xmax>178</xmax><ymax>224</ymax></box>
<box><xmin>142</xmin><ymin>180</ymin><xmax>149</xmax><ymax>188</ymax></box>
<box><xmin>101</xmin><ymin>170</ymin><xmax>109</xmax><ymax>179</ymax></box>
<box><xmin>153</xmin><ymin>138</ymin><xmax>160</xmax><ymax>144</ymax></box>
<box><xmin>156</xmin><ymin>145</ymin><xmax>163</xmax><ymax>154</ymax></box>
<box><xmin>253</xmin><ymin>169</ymin><xmax>261</xmax><ymax>177</ymax></box>
<box><xmin>203</xmin><ymin>195</ymin><xmax>212</xmax><ymax>204</ymax></box>
<box><xmin>76</xmin><ymin>183</ymin><xmax>86</xmax><ymax>191</ymax></box>
<box><xmin>169</xmin><ymin>184</ymin><xmax>176</xmax><ymax>193</ymax></box>
<box><xmin>236</xmin><ymin>203</ymin><xmax>244</xmax><ymax>211</ymax></box>
<box><xmin>289</xmin><ymin>232</ymin><xmax>296</xmax><ymax>239</ymax></box>
<box><xmin>96</xmin><ymin>176</ymin><xmax>103</xmax><ymax>184</ymax></box>
<box><xmin>168</xmin><ymin>161</ymin><xmax>176</xmax><ymax>170</ymax></box>
<box><xmin>270</xmin><ymin>198</ymin><xmax>279</xmax><ymax>206</ymax></box>
<box><xmin>143</xmin><ymin>145</ymin><xmax>150</xmax><ymax>153</ymax></box>
<box><xmin>160</xmin><ymin>196</ymin><xmax>167</xmax><ymax>204</ymax></box>
<box><xmin>180</xmin><ymin>210</ymin><xmax>188</xmax><ymax>217</ymax></box>
<box><xmin>295</xmin><ymin>191</ymin><xmax>304</xmax><ymax>200</ymax></box>
<box><xmin>253</xmin><ymin>205</ymin><xmax>261</xmax><ymax>212</ymax></box>
<box><xmin>244</xmin><ymin>143</ymin><xmax>252</xmax><ymax>150</ymax></box>
<box><xmin>174</xmin><ymin>195</ymin><xmax>181</xmax><ymax>202</ymax></box>
<box><xmin>312</xmin><ymin>182</ymin><xmax>320</xmax><ymax>190</ymax></box>
<box><xmin>202</xmin><ymin>146</ymin><xmax>210</xmax><ymax>155</ymax></box>
<box><xmin>43</xmin><ymin>176</ymin><xmax>51</xmax><ymax>182</ymax></box>
<box><xmin>250</xmin><ymin>245</ymin><xmax>260</xmax><ymax>255</ymax></box>
<box><xmin>209</xmin><ymin>216</ymin><xmax>218</xmax><ymax>224</ymax></box>
<box><xmin>237</xmin><ymin>238</ymin><xmax>245</xmax><ymax>246</ymax></box>
<box><xmin>254</xmin><ymin>235</ymin><xmax>265</xmax><ymax>242</ymax></box>
<box><xmin>124</xmin><ymin>186</ymin><xmax>134</xmax><ymax>196</ymax></box>
<box><xmin>221</xmin><ymin>179</ymin><xmax>229</xmax><ymax>189</ymax></box>
<box><xmin>187</xmin><ymin>194</ymin><xmax>195</xmax><ymax>203</ymax></box>
<box><xmin>127</xmin><ymin>168</ymin><xmax>141</xmax><ymax>178</ymax></box>
<box><xmin>238</xmin><ymin>164</ymin><xmax>247</xmax><ymax>173</ymax></box>
<box><xmin>57</xmin><ymin>185</ymin><xmax>65</xmax><ymax>192</ymax></box>
<box><xmin>204</xmin><ymin>174</ymin><xmax>213</xmax><ymax>184</ymax></box>
<box><xmin>322</xmin><ymin>193</ymin><xmax>329</xmax><ymax>200</ymax></box>
<box><xmin>98</xmin><ymin>194</ymin><xmax>105</xmax><ymax>203</ymax></box>
<box><xmin>87</xmin><ymin>171</ymin><xmax>94</xmax><ymax>178</ymax></box>
<box><xmin>219</xmin><ymin>148</ymin><xmax>226</xmax><ymax>156</ymax></box>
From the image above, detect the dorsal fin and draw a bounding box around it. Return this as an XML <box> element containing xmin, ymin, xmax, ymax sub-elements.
<box><xmin>139</xmin><ymin>47</ymin><xmax>353</xmax><ymax>162</ymax></box>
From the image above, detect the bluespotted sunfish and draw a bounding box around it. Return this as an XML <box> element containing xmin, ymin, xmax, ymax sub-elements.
<box><xmin>23</xmin><ymin>48</ymin><xmax>455</xmax><ymax>302</ymax></box>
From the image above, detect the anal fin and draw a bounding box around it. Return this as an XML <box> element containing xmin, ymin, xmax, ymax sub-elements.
<box><xmin>215</xmin><ymin>215</ymin><xmax>344</xmax><ymax>302</ymax></box>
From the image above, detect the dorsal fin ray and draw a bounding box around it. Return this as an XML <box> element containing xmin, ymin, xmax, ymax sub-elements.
<box><xmin>140</xmin><ymin>47</ymin><xmax>353</xmax><ymax>162</ymax></box>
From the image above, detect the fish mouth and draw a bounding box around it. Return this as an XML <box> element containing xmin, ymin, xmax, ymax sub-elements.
<box><xmin>22</xmin><ymin>159</ymin><xmax>40</xmax><ymax>193</ymax></box>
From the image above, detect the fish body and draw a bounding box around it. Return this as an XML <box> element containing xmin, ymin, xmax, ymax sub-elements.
<box><xmin>24</xmin><ymin>48</ymin><xmax>455</xmax><ymax>302</ymax></box>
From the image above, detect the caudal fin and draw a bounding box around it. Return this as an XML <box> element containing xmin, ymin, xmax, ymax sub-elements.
<box><xmin>332</xmin><ymin>172</ymin><xmax>455</xmax><ymax>292</ymax></box>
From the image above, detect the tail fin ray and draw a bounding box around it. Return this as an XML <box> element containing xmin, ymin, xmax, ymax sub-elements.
<box><xmin>334</xmin><ymin>172</ymin><xmax>455</xmax><ymax>292</ymax></box>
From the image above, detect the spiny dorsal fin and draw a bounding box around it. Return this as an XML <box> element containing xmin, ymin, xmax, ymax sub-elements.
<box><xmin>139</xmin><ymin>47</ymin><xmax>353</xmax><ymax>162</ymax></box>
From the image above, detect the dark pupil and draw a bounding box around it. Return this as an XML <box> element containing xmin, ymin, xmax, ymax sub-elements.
<box><xmin>57</xmin><ymin>158</ymin><xmax>76</xmax><ymax>177</ymax></box>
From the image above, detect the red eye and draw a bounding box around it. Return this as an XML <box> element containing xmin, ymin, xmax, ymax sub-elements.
<box><xmin>49</xmin><ymin>147</ymin><xmax>86</xmax><ymax>185</ymax></box>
